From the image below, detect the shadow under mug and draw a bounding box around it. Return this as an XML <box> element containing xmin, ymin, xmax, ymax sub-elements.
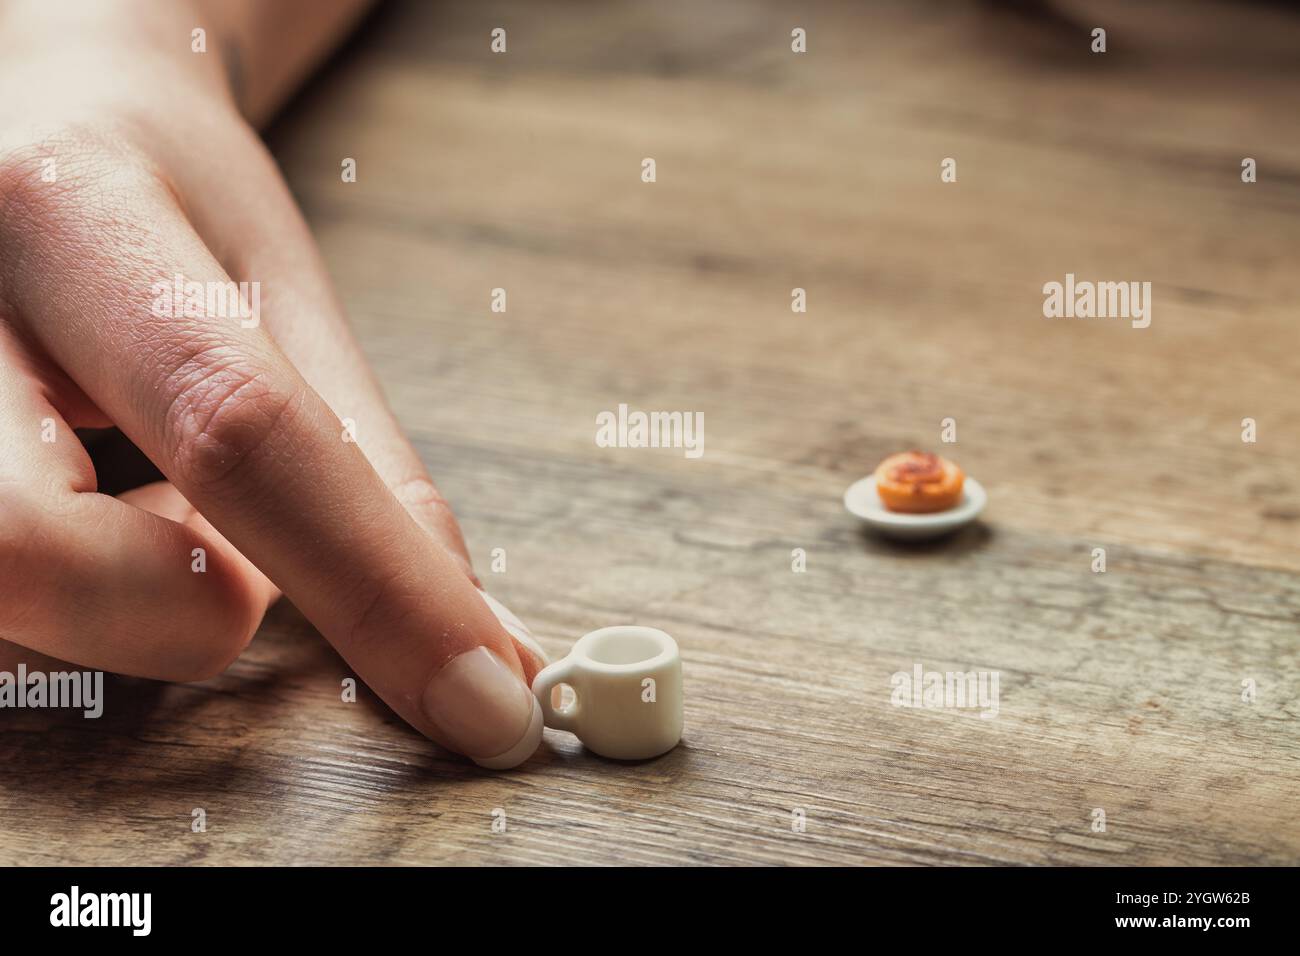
<box><xmin>531</xmin><ymin>625</ymin><xmax>683</xmax><ymax>760</ymax></box>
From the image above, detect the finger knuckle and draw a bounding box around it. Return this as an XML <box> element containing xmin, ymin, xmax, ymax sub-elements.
<box><xmin>0</xmin><ymin>124</ymin><xmax>157</xmax><ymax>228</ymax></box>
<box><xmin>158</xmin><ymin>346</ymin><xmax>299</xmax><ymax>494</ymax></box>
<box><xmin>391</xmin><ymin>474</ymin><xmax>470</xmax><ymax>557</ymax></box>
<box><xmin>0</xmin><ymin>125</ymin><xmax>171</xmax><ymax>304</ymax></box>
<box><xmin>391</xmin><ymin>474</ymin><xmax>452</xmax><ymax>517</ymax></box>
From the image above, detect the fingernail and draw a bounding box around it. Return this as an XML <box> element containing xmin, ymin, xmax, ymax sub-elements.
<box><xmin>479</xmin><ymin>591</ymin><xmax>549</xmax><ymax>666</ymax></box>
<box><xmin>421</xmin><ymin>646</ymin><xmax>542</xmax><ymax>769</ymax></box>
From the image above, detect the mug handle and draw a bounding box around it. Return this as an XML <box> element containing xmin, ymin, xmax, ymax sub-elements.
<box><xmin>531</xmin><ymin>658</ymin><xmax>580</xmax><ymax>734</ymax></box>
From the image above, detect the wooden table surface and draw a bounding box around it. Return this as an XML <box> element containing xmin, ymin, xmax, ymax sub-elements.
<box><xmin>3</xmin><ymin>0</ymin><xmax>1298</xmax><ymax>866</ymax></box>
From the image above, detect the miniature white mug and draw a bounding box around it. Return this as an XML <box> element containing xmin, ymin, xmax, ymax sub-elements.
<box><xmin>531</xmin><ymin>626</ymin><xmax>682</xmax><ymax>760</ymax></box>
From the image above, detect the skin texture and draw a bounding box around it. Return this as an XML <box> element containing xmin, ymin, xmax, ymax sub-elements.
<box><xmin>0</xmin><ymin>0</ymin><xmax>544</xmax><ymax>759</ymax></box>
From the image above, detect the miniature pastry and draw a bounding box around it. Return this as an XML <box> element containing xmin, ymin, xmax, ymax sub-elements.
<box><xmin>874</xmin><ymin>451</ymin><xmax>965</xmax><ymax>513</ymax></box>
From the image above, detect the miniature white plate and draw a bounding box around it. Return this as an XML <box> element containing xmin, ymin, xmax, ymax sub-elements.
<box><xmin>843</xmin><ymin>475</ymin><xmax>986</xmax><ymax>541</ymax></box>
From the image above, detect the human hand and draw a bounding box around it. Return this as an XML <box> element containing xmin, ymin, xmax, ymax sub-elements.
<box><xmin>0</xmin><ymin>0</ymin><xmax>546</xmax><ymax>767</ymax></box>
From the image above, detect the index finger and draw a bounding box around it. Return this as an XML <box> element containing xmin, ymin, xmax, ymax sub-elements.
<box><xmin>0</xmin><ymin>152</ymin><xmax>543</xmax><ymax>768</ymax></box>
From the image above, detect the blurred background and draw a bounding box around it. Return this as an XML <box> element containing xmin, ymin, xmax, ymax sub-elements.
<box><xmin>270</xmin><ymin>0</ymin><xmax>1300</xmax><ymax>571</ymax></box>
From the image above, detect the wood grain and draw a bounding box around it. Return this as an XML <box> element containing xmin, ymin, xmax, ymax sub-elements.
<box><xmin>2</xmin><ymin>0</ymin><xmax>1297</xmax><ymax>866</ymax></box>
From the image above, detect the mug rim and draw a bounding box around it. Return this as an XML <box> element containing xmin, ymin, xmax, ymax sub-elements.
<box><xmin>571</xmin><ymin>625</ymin><xmax>677</xmax><ymax>673</ymax></box>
